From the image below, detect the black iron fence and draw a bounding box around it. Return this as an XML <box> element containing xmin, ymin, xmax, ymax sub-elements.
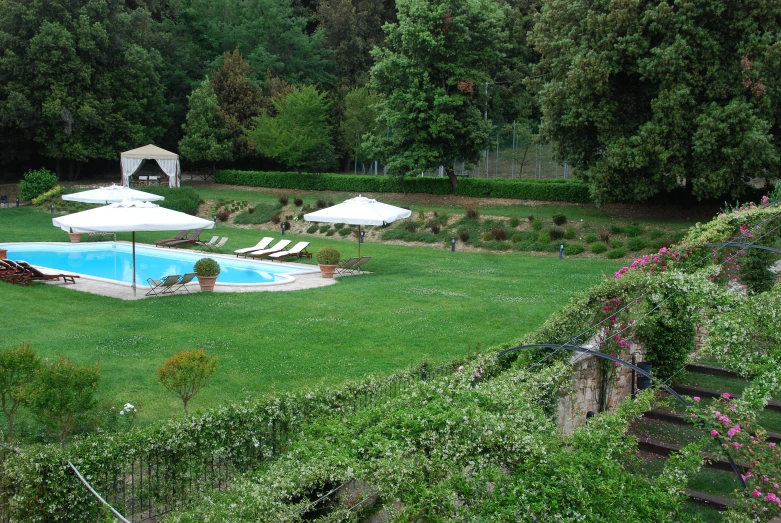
<box><xmin>0</xmin><ymin>361</ymin><xmax>458</xmax><ymax>523</ymax></box>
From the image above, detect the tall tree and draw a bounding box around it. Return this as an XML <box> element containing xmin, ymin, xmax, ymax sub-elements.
<box><xmin>210</xmin><ymin>50</ymin><xmax>264</xmax><ymax>158</ymax></box>
<box><xmin>531</xmin><ymin>0</ymin><xmax>781</xmax><ymax>203</ymax></box>
<box><xmin>179</xmin><ymin>78</ymin><xmax>234</xmax><ymax>169</ymax></box>
<box><xmin>0</xmin><ymin>0</ymin><xmax>170</xmax><ymax>177</ymax></box>
<box><xmin>341</xmin><ymin>87</ymin><xmax>382</xmax><ymax>170</ymax></box>
<box><xmin>368</xmin><ymin>0</ymin><xmax>508</xmax><ymax>188</ymax></box>
<box><xmin>248</xmin><ymin>85</ymin><xmax>336</xmax><ymax>172</ymax></box>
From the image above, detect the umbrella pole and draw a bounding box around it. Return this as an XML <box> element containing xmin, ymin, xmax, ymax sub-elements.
<box><xmin>358</xmin><ymin>225</ymin><xmax>361</xmax><ymax>258</ymax></box>
<box><xmin>132</xmin><ymin>232</ymin><xmax>137</xmax><ymax>296</ymax></box>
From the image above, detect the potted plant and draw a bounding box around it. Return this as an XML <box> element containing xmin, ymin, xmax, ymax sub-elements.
<box><xmin>194</xmin><ymin>257</ymin><xmax>221</xmax><ymax>291</ymax></box>
<box><xmin>316</xmin><ymin>246</ymin><xmax>340</xmax><ymax>278</ymax></box>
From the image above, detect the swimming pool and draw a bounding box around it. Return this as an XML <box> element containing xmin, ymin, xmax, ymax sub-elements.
<box><xmin>0</xmin><ymin>242</ymin><xmax>317</xmax><ymax>287</ymax></box>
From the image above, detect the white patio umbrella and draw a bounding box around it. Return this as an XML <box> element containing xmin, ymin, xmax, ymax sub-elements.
<box><xmin>62</xmin><ymin>184</ymin><xmax>164</xmax><ymax>204</ymax></box>
<box><xmin>304</xmin><ymin>195</ymin><xmax>411</xmax><ymax>257</ymax></box>
<box><xmin>53</xmin><ymin>199</ymin><xmax>214</xmax><ymax>295</ymax></box>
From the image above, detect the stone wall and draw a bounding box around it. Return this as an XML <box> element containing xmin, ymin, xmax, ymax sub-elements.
<box><xmin>556</xmin><ymin>340</ymin><xmax>647</xmax><ymax>434</ymax></box>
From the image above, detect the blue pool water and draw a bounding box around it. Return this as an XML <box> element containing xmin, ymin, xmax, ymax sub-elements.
<box><xmin>0</xmin><ymin>242</ymin><xmax>315</xmax><ymax>287</ymax></box>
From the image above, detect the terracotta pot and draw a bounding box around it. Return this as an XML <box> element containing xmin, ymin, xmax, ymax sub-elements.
<box><xmin>319</xmin><ymin>264</ymin><xmax>337</xmax><ymax>278</ymax></box>
<box><xmin>197</xmin><ymin>275</ymin><xmax>218</xmax><ymax>291</ymax></box>
<box><xmin>68</xmin><ymin>233</ymin><xmax>81</xmax><ymax>243</ymax></box>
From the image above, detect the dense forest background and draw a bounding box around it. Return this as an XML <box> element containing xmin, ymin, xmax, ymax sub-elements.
<box><xmin>0</xmin><ymin>0</ymin><xmax>778</xmax><ymax>202</ymax></box>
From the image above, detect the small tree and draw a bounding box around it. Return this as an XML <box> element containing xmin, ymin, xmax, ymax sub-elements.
<box><xmin>157</xmin><ymin>349</ymin><xmax>218</xmax><ymax>416</ymax></box>
<box><xmin>0</xmin><ymin>343</ymin><xmax>41</xmax><ymax>441</ymax></box>
<box><xmin>22</xmin><ymin>356</ymin><xmax>100</xmax><ymax>444</ymax></box>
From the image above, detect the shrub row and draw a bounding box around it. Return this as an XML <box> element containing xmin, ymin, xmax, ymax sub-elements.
<box><xmin>214</xmin><ymin>170</ymin><xmax>592</xmax><ymax>203</ymax></box>
<box><xmin>143</xmin><ymin>185</ymin><xmax>201</xmax><ymax>215</ymax></box>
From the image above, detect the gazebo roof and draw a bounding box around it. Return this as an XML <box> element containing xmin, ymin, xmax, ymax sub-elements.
<box><xmin>120</xmin><ymin>144</ymin><xmax>178</xmax><ymax>160</ymax></box>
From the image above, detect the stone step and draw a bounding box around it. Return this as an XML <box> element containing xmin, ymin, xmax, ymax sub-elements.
<box><xmin>685</xmin><ymin>363</ymin><xmax>742</xmax><ymax>379</ymax></box>
<box><xmin>643</xmin><ymin>408</ymin><xmax>781</xmax><ymax>443</ymax></box>
<box><xmin>636</xmin><ymin>437</ymin><xmax>747</xmax><ymax>473</ymax></box>
<box><xmin>684</xmin><ymin>489</ymin><xmax>736</xmax><ymax>511</ymax></box>
<box><xmin>671</xmin><ymin>384</ymin><xmax>781</xmax><ymax>413</ymax></box>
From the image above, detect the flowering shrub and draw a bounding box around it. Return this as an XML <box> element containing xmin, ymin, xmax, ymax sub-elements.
<box><xmin>31</xmin><ymin>185</ymin><xmax>64</xmax><ymax>205</ymax></box>
<box><xmin>687</xmin><ymin>396</ymin><xmax>781</xmax><ymax>520</ymax></box>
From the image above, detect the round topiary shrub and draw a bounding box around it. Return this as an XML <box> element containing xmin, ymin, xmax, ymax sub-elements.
<box><xmin>194</xmin><ymin>257</ymin><xmax>221</xmax><ymax>276</ymax></box>
<box><xmin>316</xmin><ymin>199</ymin><xmax>327</xmax><ymax>209</ymax></box>
<box><xmin>537</xmin><ymin>231</ymin><xmax>551</xmax><ymax>243</ymax></box>
<box><xmin>431</xmin><ymin>224</ymin><xmax>441</xmax><ymax>234</ymax></box>
<box><xmin>216</xmin><ymin>208</ymin><xmax>230</xmax><ymax>221</ymax></box>
<box><xmin>406</xmin><ymin>222</ymin><xmax>418</xmax><ymax>233</ymax></box>
<box><xmin>584</xmin><ymin>233</ymin><xmax>597</xmax><ymax>244</ymax></box>
<box><xmin>19</xmin><ymin>167</ymin><xmax>58</xmax><ymax>202</ymax></box>
<box><xmin>307</xmin><ymin>224</ymin><xmax>319</xmax><ymax>234</ymax></box>
<box><xmin>316</xmin><ymin>246</ymin><xmax>340</xmax><ymax>265</ymax></box>
<box><xmin>509</xmin><ymin>216</ymin><xmax>520</xmax><ymax>228</ymax></box>
<box><xmin>552</xmin><ymin>214</ymin><xmax>567</xmax><ymax>226</ymax></box>
<box><xmin>549</xmin><ymin>228</ymin><xmax>565</xmax><ymax>240</ymax></box>
<box><xmin>459</xmin><ymin>230</ymin><xmax>470</xmax><ymax>242</ymax></box>
<box><xmin>626</xmin><ymin>237</ymin><xmax>647</xmax><ymax>251</ymax></box>
<box><xmin>532</xmin><ymin>219</ymin><xmax>543</xmax><ymax>231</ymax></box>
<box><xmin>564</xmin><ymin>243</ymin><xmax>585</xmax><ymax>255</ymax></box>
<box><xmin>465</xmin><ymin>205</ymin><xmax>479</xmax><ymax>219</ymax></box>
<box><xmin>294</xmin><ymin>197</ymin><xmax>303</xmax><ymax>207</ymax></box>
<box><xmin>279</xmin><ymin>195</ymin><xmax>289</xmax><ymax>205</ymax></box>
<box><xmin>590</xmin><ymin>242</ymin><xmax>608</xmax><ymax>254</ymax></box>
<box><xmin>610</xmin><ymin>240</ymin><xmax>624</xmax><ymax>249</ymax></box>
<box><xmin>491</xmin><ymin>227</ymin><xmax>507</xmax><ymax>240</ymax></box>
<box><xmin>482</xmin><ymin>231</ymin><xmax>493</xmax><ymax>241</ymax></box>
<box><xmin>270</xmin><ymin>214</ymin><xmax>281</xmax><ymax>224</ymax></box>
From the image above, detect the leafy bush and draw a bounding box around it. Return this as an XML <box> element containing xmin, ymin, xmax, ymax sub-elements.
<box><xmin>316</xmin><ymin>246</ymin><xmax>340</xmax><ymax>265</ymax></box>
<box><xmin>584</xmin><ymin>233</ymin><xmax>598</xmax><ymax>244</ymax></box>
<box><xmin>0</xmin><ymin>343</ymin><xmax>41</xmax><ymax>441</ymax></box>
<box><xmin>306</xmin><ymin>224</ymin><xmax>319</xmax><ymax>234</ymax></box>
<box><xmin>609</xmin><ymin>224</ymin><xmax>625</xmax><ymax>234</ymax></box>
<box><xmin>19</xmin><ymin>168</ymin><xmax>58</xmax><ymax>201</ymax></box>
<box><xmin>739</xmin><ymin>248</ymin><xmax>777</xmax><ymax>294</ymax></box>
<box><xmin>598</xmin><ymin>231</ymin><xmax>611</xmax><ymax>243</ymax></box>
<box><xmin>459</xmin><ymin>230</ymin><xmax>470</xmax><ymax>242</ymax></box>
<box><xmin>634</xmin><ymin>294</ymin><xmax>695</xmax><ymax>380</ymax></box>
<box><xmin>319</xmin><ymin>225</ymin><xmax>331</xmax><ymax>233</ymax></box>
<box><xmin>564</xmin><ymin>243</ymin><xmax>585</xmax><ymax>255</ymax></box>
<box><xmin>626</xmin><ymin>237</ymin><xmax>647</xmax><ymax>251</ymax></box>
<box><xmin>625</xmin><ymin>224</ymin><xmax>644</xmax><ymax>237</ymax></box>
<box><xmin>648</xmin><ymin>228</ymin><xmax>664</xmax><ymax>239</ymax></box>
<box><xmin>532</xmin><ymin>219</ymin><xmax>543</xmax><ymax>231</ymax></box>
<box><xmin>23</xmin><ymin>356</ymin><xmax>100</xmax><ymax>444</ymax></box>
<box><xmin>325</xmin><ymin>230</ymin><xmax>335</xmax><ymax>236</ymax></box>
<box><xmin>194</xmin><ymin>258</ymin><xmax>221</xmax><ymax>277</ymax></box>
<box><xmin>214</xmin><ymin>170</ymin><xmax>593</xmax><ymax>202</ymax></box>
<box><xmin>31</xmin><ymin>185</ymin><xmax>64</xmax><ymax>205</ymax></box>
<box><xmin>564</xmin><ymin>227</ymin><xmax>576</xmax><ymax>239</ymax></box>
<box><xmin>482</xmin><ymin>231</ymin><xmax>493</xmax><ymax>241</ymax></box>
<box><xmin>143</xmin><ymin>186</ymin><xmax>201</xmax><ymax>215</ymax></box>
<box><xmin>537</xmin><ymin>230</ymin><xmax>551</xmax><ymax>243</ymax></box>
<box><xmin>315</xmin><ymin>199</ymin><xmax>327</xmax><ymax>209</ymax></box>
<box><xmin>552</xmin><ymin>213</ymin><xmax>567</xmax><ymax>225</ymax></box>
<box><xmin>511</xmin><ymin>233</ymin><xmax>524</xmax><ymax>243</ymax></box>
<box><xmin>606</xmin><ymin>247</ymin><xmax>627</xmax><ymax>259</ymax></box>
<box><xmin>431</xmin><ymin>224</ymin><xmax>441</xmax><ymax>234</ymax></box>
<box><xmin>549</xmin><ymin>228</ymin><xmax>564</xmax><ymax>240</ymax></box>
<box><xmin>610</xmin><ymin>240</ymin><xmax>624</xmax><ymax>249</ymax></box>
<box><xmin>527</xmin><ymin>215</ymin><xmax>535</xmax><ymax>222</ymax></box>
<box><xmin>491</xmin><ymin>227</ymin><xmax>506</xmax><ymax>240</ymax></box>
<box><xmin>338</xmin><ymin>228</ymin><xmax>351</xmax><ymax>236</ymax></box>
<box><xmin>278</xmin><ymin>195</ymin><xmax>289</xmax><ymax>205</ymax></box>
<box><xmin>509</xmin><ymin>216</ymin><xmax>520</xmax><ymax>228</ymax></box>
<box><xmin>294</xmin><ymin>197</ymin><xmax>303</xmax><ymax>206</ymax></box>
<box><xmin>465</xmin><ymin>205</ymin><xmax>479</xmax><ymax>218</ymax></box>
<box><xmin>234</xmin><ymin>203</ymin><xmax>280</xmax><ymax>224</ymax></box>
<box><xmin>158</xmin><ymin>349</ymin><xmax>218</xmax><ymax>416</ymax></box>
<box><xmin>334</xmin><ymin>223</ymin><xmax>344</xmax><ymax>230</ymax></box>
<box><xmin>590</xmin><ymin>242</ymin><xmax>608</xmax><ymax>254</ymax></box>
<box><xmin>270</xmin><ymin>214</ymin><xmax>281</xmax><ymax>224</ymax></box>
<box><xmin>406</xmin><ymin>222</ymin><xmax>418</xmax><ymax>232</ymax></box>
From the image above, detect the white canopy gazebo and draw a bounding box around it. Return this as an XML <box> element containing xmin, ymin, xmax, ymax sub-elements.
<box><xmin>120</xmin><ymin>144</ymin><xmax>181</xmax><ymax>188</ymax></box>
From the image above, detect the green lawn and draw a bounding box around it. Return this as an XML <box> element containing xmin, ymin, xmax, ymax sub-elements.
<box><xmin>1</xmin><ymin>205</ymin><xmax>622</xmax><ymax>430</ymax></box>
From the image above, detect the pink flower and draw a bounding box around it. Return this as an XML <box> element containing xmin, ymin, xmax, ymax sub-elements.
<box><xmin>727</xmin><ymin>425</ymin><xmax>741</xmax><ymax>437</ymax></box>
<box><xmin>458</xmin><ymin>366</ymin><xmax>464</xmax><ymax>371</ymax></box>
<box><xmin>722</xmin><ymin>392</ymin><xmax>731</xmax><ymax>399</ymax></box>
<box><xmin>770</xmin><ymin>443</ymin><xmax>777</xmax><ymax>448</ymax></box>
<box><xmin>693</xmin><ymin>396</ymin><xmax>701</xmax><ymax>402</ymax></box>
<box><xmin>710</xmin><ymin>430</ymin><xmax>719</xmax><ymax>437</ymax></box>
<box><xmin>729</xmin><ymin>405</ymin><xmax>737</xmax><ymax>411</ymax></box>
<box><xmin>753</xmin><ymin>490</ymin><xmax>762</xmax><ymax>497</ymax></box>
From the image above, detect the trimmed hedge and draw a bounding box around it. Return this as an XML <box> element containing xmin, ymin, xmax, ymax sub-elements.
<box><xmin>214</xmin><ymin>170</ymin><xmax>592</xmax><ymax>203</ymax></box>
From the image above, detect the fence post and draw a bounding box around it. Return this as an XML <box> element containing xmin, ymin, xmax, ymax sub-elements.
<box><xmin>420</xmin><ymin>362</ymin><xmax>428</xmax><ymax>382</ymax></box>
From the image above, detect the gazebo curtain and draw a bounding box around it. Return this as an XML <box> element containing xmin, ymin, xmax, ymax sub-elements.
<box><xmin>121</xmin><ymin>158</ymin><xmax>180</xmax><ymax>188</ymax></box>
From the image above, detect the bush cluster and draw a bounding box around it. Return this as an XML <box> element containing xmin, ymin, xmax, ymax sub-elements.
<box><xmin>214</xmin><ymin>170</ymin><xmax>593</xmax><ymax>203</ymax></box>
<box><xmin>144</xmin><ymin>186</ymin><xmax>201</xmax><ymax>215</ymax></box>
<box><xmin>19</xmin><ymin>168</ymin><xmax>58</xmax><ymax>202</ymax></box>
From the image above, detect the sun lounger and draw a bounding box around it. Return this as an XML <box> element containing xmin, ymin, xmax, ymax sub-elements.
<box><xmin>200</xmin><ymin>237</ymin><xmax>229</xmax><ymax>253</ymax></box>
<box><xmin>165</xmin><ymin>229</ymin><xmax>204</xmax><ymax>248</ymax></box>
<box><xmin>146</xmin><ymin>274</ymin><xmax>181</xmax><ymax>296</ymax></box>
<box><xmin>247</xmin><ymin>239</ymin><xmax>292</xmax><ymax>260</ymax></box>
<box><xmin>267</xmin><ymin>242</ymin><xmax>312</xmax><ymax>261</ymax></box>
<box><xmin>155</xmin><ymin>230</ymin><xmax>190</xmax><ymax>246</ymax></box>
<box><xmin>234</xmin><ymin>237</ymin><xmax>275</xmax><ymax>257</ymax></box>
<box><xmin>0</xmin><ymin>259</ymin><xmax>30</xmax><ymax>285</ymax></box>
<box><xmin>335</xmin><ymin>256</ymin><xmax>371</xmax><ymax>276</ymax></box>
<box><xmin>170</xmin><ymin>272</ymin><xmax>197</xmax><ymax>294</ymax></box>
<box><xmin>15</xmin><ymin>261</ymin><xmax>79</xmax><ymax>283</ymax></box>
<box><xmin>196</xmin><ymin>236</ymin><xmax>220</xmax><ymax>248</ymax></box>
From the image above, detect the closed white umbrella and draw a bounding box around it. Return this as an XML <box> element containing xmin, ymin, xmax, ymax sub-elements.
<box><xmin>304</xmin><ymin>196</ymin><xmax>411</xmax><ymax>256</ymax></box>
<box><xmin>53</xmin><ymin>199</ymin><xmax>214</xmax><ymax>295</ymax></box>
<box><xmin>62</xmin><ymin>184</ymin><xmax>164</xmax><ymax>204</ymax></box>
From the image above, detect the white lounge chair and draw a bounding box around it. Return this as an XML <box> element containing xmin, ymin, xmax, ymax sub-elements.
<box><xmin>234</xmin><ymin>237</ymin><xmax>274</xmax><ymax>257</ymax></box>
<box><xmin>247</xmin><ymin>239</ymin><xmax>292</xmax><ymax>260</ymax></box>
<box><xmin>267</xmin><ymin>242</ymin><xmax>312</xmax><ymax>261</ymax></box>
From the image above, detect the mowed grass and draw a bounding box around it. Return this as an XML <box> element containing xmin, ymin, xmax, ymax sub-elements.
<box><xmin>2</xmin><ymin>203</ymin><xmax>622</xmax><ymax>427</ymax></box>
